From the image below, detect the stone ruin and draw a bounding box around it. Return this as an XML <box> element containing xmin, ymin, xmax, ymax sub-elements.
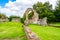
<box><xmin>0</xmin><ymin>18</ymin><xmax>9</xmax><ymax>22</ymax></box>
<box><xmin>24</xmin><ymin>8</ymin><xmax>47</xmax><ymax>26</ymax></box>
<box><xmin>38</xmin><ymin>17</ymin><xmax>47</xmax><ymax>26</ymax></box>
<box><xmin>23</xmin><ymin>8</ymin><xmax>40</xmax><ymax>40</ymax></box>
<box><xmin>23</xmin><ymin>25</ymin><xmax>40</xmax><ymax>40</ymax></box>
<box><xmin>12</xmin><ymin>17</ymin><xmax>20</xmax><ymax>22</ymax></box>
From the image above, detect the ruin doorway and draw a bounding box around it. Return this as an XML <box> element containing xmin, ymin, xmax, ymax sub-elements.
<box><xmin>24</xmin><ymin>8</ymin><xmax>39</xmax><ymax>25</ymax></box>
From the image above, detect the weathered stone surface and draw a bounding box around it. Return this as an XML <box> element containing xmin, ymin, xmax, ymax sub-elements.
<box><xmin>23</xmin><ymin>25</ymin><xmax>40</xmax><ymax>40</ymax></box>
<box><xmin>0</xmin><ymin>18</ymin><xmax>9</xmax><ymax>22</ymax></box>
<box><xmin>12</xmin><ymin>18</ymin><xmax>20</xmax><ymax>22</ymax></box>
<box><xmin>23</xmin><ymin>8</ymin><xmax>41</xmax><ymax>40</ymax></box>
<box><xmin>31</xmin><ymin>10</ymin><xmax>39</xmax><ymax>24</ymax></box>
<box><xmin>40</xmin><ymin>17</ymin><xmax>47</xmax><ymax>26</ymax></box>
<box><xmin>24</xmin><ymin>8</ymin><xmax>39</xmax><ymax>25</ymax></box>
<box><xmin>24</xmin><ymin>8</ymin><xmax>47</xmax><ymax>26</ymax></box>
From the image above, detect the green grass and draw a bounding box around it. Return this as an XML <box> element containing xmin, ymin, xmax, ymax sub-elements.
<box><xmin>53</xmin><ymin>22</ymin><xmax>60</xmax><ymax>26</ymax></box>
<box><xmin>0</xmin><ymin>22</ymin><xmax>27</xmax><ymax>40</ymax></box>
<box><xmin>0</xmin><ymin>22</ymin><xmax>60</xmax><ymax>40</ymax></box>
<box><xmin>28</xmin><ymin>24</ymin><xmax>60</xmax><ymax>40</ymax></box>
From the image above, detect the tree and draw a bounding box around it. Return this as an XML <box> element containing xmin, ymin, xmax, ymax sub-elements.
<box><xmin>54</xmin><ymin>0</ymin><xmax>60</xmax><ymax>22</ymax></box>
<box><xmin>33</xmin><ymin>2</ymin><xmax>55</xmax><ymax>22</ymax></box>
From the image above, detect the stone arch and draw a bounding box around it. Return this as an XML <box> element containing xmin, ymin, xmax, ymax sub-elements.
<box><xmin>24</xmin><ymin>8</ymin><xmax>39</xmax><ymax>25</ymax></box>
<box><xmin>24</xmin><ymin>8</ymin><xmax>47</xmax><ymax>26</ymax></box>
<box><xmin>25</xmin><ymin>8</ymin><xmax>34</xmax><ymax>20</ymax></box>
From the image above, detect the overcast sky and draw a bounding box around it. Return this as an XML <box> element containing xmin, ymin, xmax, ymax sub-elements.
<box><xmin>0</xmin><ymin>0</ymin><xmax>57</xmax><ymax>17</ymax></box>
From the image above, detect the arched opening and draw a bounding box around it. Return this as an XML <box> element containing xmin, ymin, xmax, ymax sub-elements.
<box><xmin>28</xmin><ymin>10</ymin><xmax>34</xmax><ymax>19</ymax></box>
<box><xmin>24</xmin><ymin>8</ymin><xmax>34</xmax><ymax>25</ymax></box>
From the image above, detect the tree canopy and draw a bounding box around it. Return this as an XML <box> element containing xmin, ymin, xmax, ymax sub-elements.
<box><xmin>33</xmin><ymin>2</ymin><xmax>55</xmax><ymax>22</ymax></box>
<box><xmin>54</xmin><ymin>0</ymin><xmax>60</xmax><ymax>22</ymax></box>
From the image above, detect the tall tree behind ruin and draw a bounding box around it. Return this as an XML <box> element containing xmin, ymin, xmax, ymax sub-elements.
<box><xmin>54</xmin><ymin>0</ymin><xmax>60</xmax><ymax>22</ymax></box>
<box><xmin>33</xmin><ymin>2</ymin><xmax>55</xmax><ymax>22</ymax></box>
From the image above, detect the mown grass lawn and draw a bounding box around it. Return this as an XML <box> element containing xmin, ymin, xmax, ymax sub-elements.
<box><xmin>0</xmin><ymin>22</ymin><xmax>26</xmax><ymax>40</ymax></box>
<box><xmin>0</xmin><ymin>22</ymin><xmax>60</xmax><ymax>40</ymax></box>
<box><xmin>28</xmin><ymin>24</ymin><xmax>60</xmax><ymax>40</ymax></box>
<box><xmin>53</xmin><ymin>22</ymin><xmax>60</xmax><ymax>26</ymax></box>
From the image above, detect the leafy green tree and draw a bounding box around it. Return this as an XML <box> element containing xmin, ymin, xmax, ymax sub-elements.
<box><xmin>54</xmin><ymin>0</ymin><xmax>60</xmax><ymax>22</ymax></box>
<box><xmin>33</xmin><ymin>2</ymin><xmax>55</xmax><ymax>22</ymax></box>
<box><xmin>21</xmin><ymin>13</ymin><xmax>26</xmax><ymax>23</ymax></box>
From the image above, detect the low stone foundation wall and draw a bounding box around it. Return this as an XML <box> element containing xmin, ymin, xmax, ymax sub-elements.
<box><xmin>23</xmin><ymin>24</ymin><xmax>40</xmax><ymax>40</ymax></box>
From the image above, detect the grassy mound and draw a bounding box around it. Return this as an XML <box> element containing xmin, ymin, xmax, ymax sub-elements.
<box><xmin>0</xmin><ymin>22</ymin><xmax>26</xmax><ymax>40</ymax></box>
<box><xmin>28</xmin><ymin>24</ymin><xmax>60</xmax><ymax>40</ymax></box>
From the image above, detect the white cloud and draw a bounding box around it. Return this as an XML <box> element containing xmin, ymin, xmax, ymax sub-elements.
<box><xmin>0</xmin><ymin>0</ymin><xmax>57</xmax><ymax>17</ymax></box>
